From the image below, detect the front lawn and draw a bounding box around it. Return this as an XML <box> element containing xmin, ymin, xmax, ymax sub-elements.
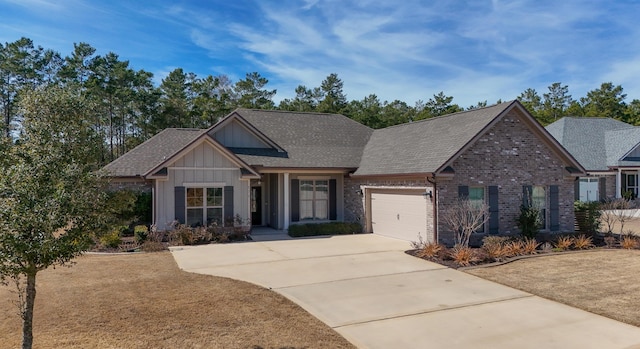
<box><xmin>0</xmin><ymin>252</ymin><xmax>355</xmax><ymax>349</ymax></box>
<box><xmin>466</xmin><ymin>250</ymin><xmax>640</xmax><ymax>327</ymax></box>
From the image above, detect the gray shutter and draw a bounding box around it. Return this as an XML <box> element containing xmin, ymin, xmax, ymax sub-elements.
<box><xmin>224</xmin><ymin>186</ymin><xmax>234</xmax><ymax>224</ymax></box>
<box><xmin>599</xmin><ymin>177</ymin><xmax>607</xmax><ymax>200</ymax></box>
<box><xmin>329</xmin><ymin>179</ymin><xmax>337</xmax><ymax>220</ymax></box>
<box><xmin>549</xmin><ymin>185</ymin><xmax>559</xmax><ymax>231</ymax></box>
<box><xmin>174</xmin><ymin>186</ymin><xmax>186</xmax><ymax>224</ymax></box>
<box><xmin>458</xmin><ymin>186</ymin><xmax>469</xmax><ymax>199</ymax></box>
<box><xmin>488</xmin><ymin>186</ymin><xmax>499</xmax><ymax>234</ymax></box>
<box><xmin>574</xmin><ymin>179</ymin><xmax>580</xmax><ymax>201</ymax></box>
<box><xmin>522</xmin><ymin>185</ymin><xmax>532</xmax><ymax>207</ymax></box>
<box><xmin>291</xmin><ymin>179</ymin><xmax>299</xmax><ymax>222</ymax></box>
<box><xmin>622</xmin><ymin>173</ymin><xmax>628</xmax><ymax>195</ymax></box>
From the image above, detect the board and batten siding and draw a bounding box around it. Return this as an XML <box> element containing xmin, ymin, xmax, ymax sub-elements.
<box><xmin>155</xmin><ymin>141</ymin><xmax>250</xmax><ymax>230</ymax></box>
<box><xmin>209</xmin><ymin>119</ymin><xmax>269</xmax><ymax>148</ymax></box>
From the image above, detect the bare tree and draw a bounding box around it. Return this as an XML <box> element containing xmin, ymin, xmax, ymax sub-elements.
<box><xmin>442</xmin><ymin>198</ymin><xmax>490</xmax><ymax>247</ymax></box>
<box><xmin>600</xmin><ymin>199</ymin><xmax>621</xmax><ymax>234</ymax></box>
<box><xmin>615</xmin><ymin>199</ymin><xmax>634</xmax><ymax>234</ymax></box>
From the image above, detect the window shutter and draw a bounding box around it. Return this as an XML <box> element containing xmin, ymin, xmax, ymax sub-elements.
<box><xmin>622</xmin><ymin>173</ymin><xmax>628</xmax><ymax>195</ymax></box>
<box><xmin>599</xmin><ymin>177</ymin><xmax>606</xmax><ymax>200</ymax></box>
<box><xmin>458</xmin><ymin>186</ymin><xmax>469</xmax><ymax>199</ymax></box>
<box><xmin>522</xmin><ymin>185</ymin><xmax>533</xmax><ymax>207</ymax></box>
<box><xmin>174</xmin><ymin>186</ymin><xmax>186</xmax><ymax>224</ymax></box>
<box><xmin>329</xmin><ymin>179</ymin><xmax>337</xmax><ymax>220</ymax></box>
<box><xmin>549</xmin><ymin>185</ymin><xmax>559</xmax><ymax>231</ymax></box>
<box><xmin>488</xmin><ymin>186</ymin><xmax>499</xmax><ymax>234</ymax></box>
<box><xmin>574</xmin><ymin>179</ymin><xmax>580</xmax><ymax>201</ymax></box>
<box><xmin>291</xmin><ymin>179</ymin><xmax>299</xmax><ymax>222</ymax></box>
<box><xmin>224</xmin><ymin>186</ymin><xmax>234</xmax><ymax>224</ymax></box>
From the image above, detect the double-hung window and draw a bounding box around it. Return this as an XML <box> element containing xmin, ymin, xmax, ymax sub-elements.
<box><xmin>300</xmin><ymin>180</ymin><xmax>328</xmax><ymax>220</ymax></box>
<box><xmin>469</xmin><ymin>187</ymin><xmax>485</xmax><ymax>233</ymax></box>
<box><xmin>532</xmin><ymin>186</ymin><xmax>546</xmax><ymax>229</ymax></box>
<box><xmin>186</xmin><ymin>187</ymin><xmax>223</xmax><ymax>227</ymax></box>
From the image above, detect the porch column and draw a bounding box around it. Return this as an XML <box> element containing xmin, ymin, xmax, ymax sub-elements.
<box><xmin>616</xmin><ymin>168</ymin><xmax>622</xmax><ymax>198</ymax></box>
<box><xmin>283</xmin><ymin>173</ymin><xmax>290</xmax><ymax>230</ymax></box>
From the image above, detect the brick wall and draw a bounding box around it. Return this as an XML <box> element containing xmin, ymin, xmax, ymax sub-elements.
<box><xmin>107</xmin><ymin>178</ymin><xmax>152</xmax><ymax>192</ymax></box>
<box><xmin>436</xmin><ymin>110</ymin><xmax>576</xmax><ymax>245</ymax></box>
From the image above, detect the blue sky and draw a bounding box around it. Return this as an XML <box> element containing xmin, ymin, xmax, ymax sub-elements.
<box><xmin>1</xmin><ymin>0</ymin><xmax>640</xmax><ymax>107</ymax></box>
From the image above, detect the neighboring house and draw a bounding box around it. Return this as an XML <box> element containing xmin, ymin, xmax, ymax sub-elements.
<box><xmin>546</xmin><ymin>117</ymin><xmax>640</xmax><ymax>202</ymax></box>
<box><xmin>104</xmin><ymin>100</ymin><xmax>584</xmax><ymax>245</ymax></box>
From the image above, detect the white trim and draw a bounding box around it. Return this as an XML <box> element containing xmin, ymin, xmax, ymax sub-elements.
<box><xmin>284</xmin><ymin>173</ymin><xmax>290</xmax><ymax>230</ymax></box>
<box><xmin>297</xmin><ymin>175</ymin><xmax>331</xmax><ymax>180</ymax></box>
<box><xmin>169</xmin><ymin>167</ymin><xmax>240</xmax><ymax>171</ymax></box>
<box><xmin>183</xmin><ymin>182</ymin><xmax>226</xmax><ymax>187</ymax></box>
<box><xmin>153</xmin><ymin>180</ymin><xmax>158</xmax><ymax>226</ymax></box>
<box><xmin>363</xmin><ymin>185</ymin><xmax>431</xmax><ymax>190</ymax></box>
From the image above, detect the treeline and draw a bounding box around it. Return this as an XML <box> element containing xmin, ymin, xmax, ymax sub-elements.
<box><xmin>2</xmin><ymin>37</ymin><xmax>640</xmax><ymax>165</ymax></box>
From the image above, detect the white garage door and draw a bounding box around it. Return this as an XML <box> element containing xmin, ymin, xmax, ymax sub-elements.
<box><xmin>370</xmin><ymin>191</ymin><xmax>428</xmax><ymax>242</ymax></box>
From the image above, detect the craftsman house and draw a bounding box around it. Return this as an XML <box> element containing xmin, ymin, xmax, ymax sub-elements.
<box><xmin>547</xmin><ymin>117</ymin><xmax>640</xmax><ymax>202</ymax></box>
<box><xmin>104</xmin><ymin>100</ymin><xmax>584</xmax><ymax>245</ymax></box>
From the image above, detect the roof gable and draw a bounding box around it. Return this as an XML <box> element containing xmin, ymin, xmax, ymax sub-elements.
<box><xmin>547</xmin><ymin>117</ymin><xmax>635</xmax><ymax>171</ymax></box>
<box><xmin>354</xmin><ymin>101</ymin><xmax>584</xmax><ymax>177</ymax></box>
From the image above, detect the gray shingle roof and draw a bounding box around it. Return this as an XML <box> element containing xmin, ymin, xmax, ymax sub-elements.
<box><xmin>353</xmin><ymin>101</ymin><xmax>515</xmax><ymax>176</ymax></box>
<box><xmin>102</xmin><ymin>128</ymin><xmax>205</xmax><ymax>177</ymax></box>
<box><xmin>230</xmin><ymin>109</ymin><xmax>374</xmax><ymax>168</ymax></box>
<box><xmin>546</xmin><ymin>117</ymin><xmax>635</xmax><ymax>171</ymax></box>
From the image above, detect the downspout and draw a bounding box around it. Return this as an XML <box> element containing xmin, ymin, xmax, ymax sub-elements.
<box><xmin>427</xmin><ymin>175</ymin><xmax>438</xmax><ymax>243</ymax></box>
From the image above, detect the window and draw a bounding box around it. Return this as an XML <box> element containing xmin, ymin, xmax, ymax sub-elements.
<box><xmin>532</xmin><ymin>186</ymin><xmax>546</xmax><ymax>229</ymax></box>
<box><xmin>627</xmin><ymin>173</ymin><xmax>638</xmax><ymax>198</ymax></box>
<box><xmin>300</xmin><ymin>180</ymin><xmax>328</xmax><ymax>220</ymax></box>
<box><xmin>469</xmin><ymin>187</ymin><xmax>485</xmax><ymax>233</ymax></box>
<box><xmin>186</xmin><ymin>187</ymin><xmax>223</xmax><ymax>227</ymax></box>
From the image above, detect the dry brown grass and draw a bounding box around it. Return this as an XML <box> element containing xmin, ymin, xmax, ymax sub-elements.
<box><xmin>467</xmin><ymin>250</ymin><xmax>640</xmax><ymax>327</ymax></box>
<box><xmin>0</xmin><ymin>252</ymin><xmax>355</xmax><ymax>349</ymax></box>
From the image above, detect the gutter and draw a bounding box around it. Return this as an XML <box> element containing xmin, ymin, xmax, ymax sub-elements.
<box><xmin>427</xmin><ymin>175</ymin><xmax>438</xmax><ymax>244</ymax></box>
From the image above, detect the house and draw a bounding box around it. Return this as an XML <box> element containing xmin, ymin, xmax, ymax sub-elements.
<box><xmin>546</xmin><ymin>117</ymin><xmax>640</xmax><ymax>201</ymax></box>
<box><xmin>104</xmin><ymin>100</ymin><xmax>585</xmax><ymax>245</ymax></box>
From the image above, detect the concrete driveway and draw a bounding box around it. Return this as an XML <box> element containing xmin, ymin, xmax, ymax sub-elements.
<box><xmin>170</xmin><ymin>233</ymin><xmax>640</xmax><ymax>349</ymax></box>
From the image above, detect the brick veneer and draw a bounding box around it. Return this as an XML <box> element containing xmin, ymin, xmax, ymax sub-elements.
<box><xmin>436</xmin><ymin>110</ymin><xmax>575</xmax><ymax>244</ymax></box>
<box><xmin>344</xmin><ymin>109</ymin><xmax>578</xmax><ymax>246</ymax></box>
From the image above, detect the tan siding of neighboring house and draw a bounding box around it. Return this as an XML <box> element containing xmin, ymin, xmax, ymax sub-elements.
<box><xmin>155</xmin><ymin>141</ymin><xmax>250</xmax><ymax>230</ymax></box>
<box><xmin>209</xmin><ymin>119</ymin><xmax>270</xmax><ymax>148</ymax></box>
<box><xmin>436</xmin><ymin>109</ymin><xmax>575</xmax><ymax>245</ymax></box>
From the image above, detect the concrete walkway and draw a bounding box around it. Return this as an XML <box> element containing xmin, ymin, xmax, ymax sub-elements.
<box><xmin>170</xmin><ymin>233</ymin><xmax>640</xmax><ymax>349</ymax></box>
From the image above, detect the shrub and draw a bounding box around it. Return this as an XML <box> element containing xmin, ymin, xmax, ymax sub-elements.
<box><xmin>573</xmin><ymin>201</ymin><xmax>601</xmax><ymax>234</ymax></box>
<box><xmin>572</xmin><ymin>234</ymin><xmax>594</xmax><ymax>250</ymax></box>
<box><xmin>481</xmin><ymin>236</ymin><xmax>509</xmax><ymax>261</ymax></box>
<box><xmin>540</xmin><ymin>242</ymin><xmax>553</xmax><ymax>253</ymax></box>
<box><xmin>142</xmin><ymin>225</ymin><xmax>166</xmax><ymax>252</ymax></box>
<box><xmin>442</xmin><ymin>198</ymin><xmax>489</xmax><ymax>247</ymax></box>
<box><xmin>134</xmin><ymin>225</ymin><xmax>149</xmax><ymax>243</ymax></box>
<box><xmin>416</xmin><ymin>242</ymin><xmax>445</xmax><ymax>259</ymax></box>
<box><xmin>554</xmin><ymin>235</ymin><xmax>573</xmax><ymax>251</ymax></box>
<box><xmin>621</xmin><ymin>234</ymin><xmax>638</xmax><ymax>250</ymax></box>
<box><xmin>449</xmin><ymin>245</ymin><xmax>478</xmax><ymax>267</ymax></box>
<box><xmin>517</xmin><ymin>205</ymin><xmax>541</xmax><ymax>239</ymax></box>
<box><xmin>100</xmin><ymin>229</ymin><xmax>122</xmax><ymax>249</ymax></box>
<box><xmin>604</xmin><ymin>235</ymin><xmax>616</xmax><ymax>248</ymax></box>
<box><xmin>521</xmin><ymin>238</ymin><xmax>539</xmax><ymax>255</ymax></box>
<box><xmin>504</xmin><ymin>240</ymin><xmax>525</xmax><ymax>257</ymax></box>
<box><xmin>288</xmin><ymin>222</ymin><xmax>362</xmax><ymax>237</ymax></box>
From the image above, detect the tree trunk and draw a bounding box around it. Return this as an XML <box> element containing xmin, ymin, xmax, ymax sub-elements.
<box><xmin>22</xmin><ymin>272</ymin><xmax>37</xmax><ymax>349</ymax></box>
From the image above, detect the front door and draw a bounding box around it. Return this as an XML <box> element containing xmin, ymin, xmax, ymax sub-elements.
<box><xmin>251</xmin><ymin>187</ymin><xmax>262</xmax><ymax>226</ymax></box>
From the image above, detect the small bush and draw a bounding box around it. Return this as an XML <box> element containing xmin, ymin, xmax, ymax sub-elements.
<box><xmin>540</xmin><ymin>242</ymin><xmax>553</xmax><ymax>253</ymax></box>
<box><xmin>621</xmin><ymin>235</ymin><xmax>638</xmax><ymax>250</ymax></box>
<box><xmin>573</xmin><ymin>201</ymin><xmax>601</xmax><ymax>234</ymax></box>
<box><xmin>417</xmin><ymin>242</ymin><xmax>445</xmax><ymax>259</ymax></box>
<box><xmin>572</xmin><ymin>234</ymin><xmax>594</xmax><ymax>250</ymax></box>
<box><xmin>504</xmin><ymin>240</ymin><xmax>525</xmax><ymax>257</ymax></box>
<box><xmin>604</xmin><ymin>235</ymin><xmax>616</xmax><ymax>248</ymax></box>
<box><xmin>134</xmin><ymin>225</ymin><xmax>149</xmax><ymax>243</ymax></box>
<box><xmin>100</xmin><ymin>229</ymin><xmax>122</xmax><ymax>249</ymax></box>
<box><xmin>288</xmin><ymin>222</ymin><xmax>362</xmax><ymax>237</ymax></box>
<box><xmin>449</xmin><ymin>245</ymin><xmax>478</xmax><ymax>267</ymax></box>
<box><xmin>517</xmin><ymin>205</ymin><xmax>542</xmax><ymax>239</ymax></box>
<box><xmin>481</xmin><ymin>236</ymin><xmax>509</xmax><ymax>261</ymax></box>
<box><xmin>521</xmin><ymin>238</ymin><xmax>539</xmax><ymax>255</ymax></box>
<box><xmin>554</xmin><ymin>235</ymin><xmax>573</xmax><ymax>251</ymax></box>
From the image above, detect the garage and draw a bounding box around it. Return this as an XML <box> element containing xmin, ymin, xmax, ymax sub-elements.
<box><xmin>369</xmin><ymin>190</ymin><xmax>429</xmax><ymax>242</ymax></box>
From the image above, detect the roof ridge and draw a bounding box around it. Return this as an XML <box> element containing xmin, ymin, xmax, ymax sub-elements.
<box><xmin>378</xmin><ymin>100</ymin><xmax>515</xmax><ymax>131</ymax></box>
<box><xmin>235</xmin><ymin>107</ymin><xmax>344</xmax><ymax>117</ymax></box>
